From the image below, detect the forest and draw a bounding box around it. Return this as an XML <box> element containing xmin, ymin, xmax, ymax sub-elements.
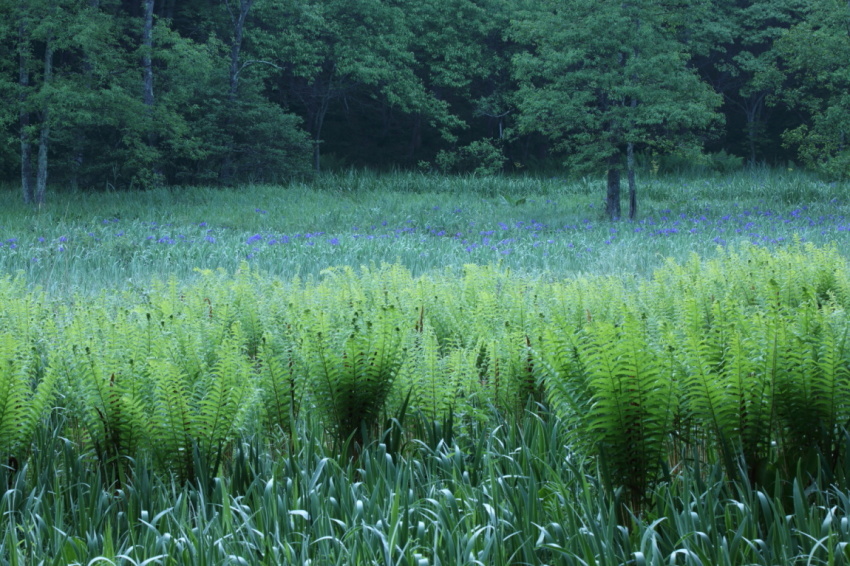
<box><xmin>1</xmin><ymin>0</ymin><xmax>848</xmax><ymax>205</ymax></box>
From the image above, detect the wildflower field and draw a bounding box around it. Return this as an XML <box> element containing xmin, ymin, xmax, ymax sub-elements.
<box><xmin>2</xmin><ymin>170</ymin><xmax>850</xmax><ymax>565</ymax></box>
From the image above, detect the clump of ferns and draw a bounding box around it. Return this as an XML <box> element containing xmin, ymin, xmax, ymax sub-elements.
<box><xmin>564</xmin><ymin>311</ymin><xmax>676</xmax><ymax>518</ymax></box>
<box><xmin>475</xmin><ymin>331</ymin><xmax>544</xmax><ymax>419</ymax></box>
<box><xmin>772</xmin><ymin>299</ymin><xmax>850</xmax><ymax>484</ymax></box>
<box><xmin>47</xmin><ymin>310</ymin><xmax>155</xmax><ymax>485</ymax></box>
<box><xmin>147</xmin><ymin>329</ymin><xmax>256</xmax><ymax>484</ymax></box>
<box><xmin>394</xmin><ymin>313</ymin><xmax>481</xmax><ymax>428</ymax></box>
<box><xmin>671</xmin><ymin>285</ymin><xmax>850</xmax><ymax>489</ymax></box>
<box><xmin>255</xmin><ymin>326</ymin><xmax>306</xmax><ymax>441</ymax></box>
<box><xmin>0</xmin><ymin>332</ymin><xmax>56</xmax><ymax>479</ymax></box>
<box><xmin>299</xmin><ymin>303</ymin><xmax>406</xmax><ymax>456</ymax></box>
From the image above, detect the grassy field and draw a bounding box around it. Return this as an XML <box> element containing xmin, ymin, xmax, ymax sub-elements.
<box><xmin>2</xmin><ymin>169</ymin><xmax>850</xmax><ymax>565</ymax></box>
<box><xmin>1</xmin><ymin>168</ymin><xmax>847</xmax><ymax>293</ymax></box>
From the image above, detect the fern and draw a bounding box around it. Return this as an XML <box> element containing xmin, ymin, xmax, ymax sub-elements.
<box><xmin>301</xmin><ymin>304</ymin><xmax>405</xmax><ymax>449</ymax></box>
<box><xmin>678</xmin><ymin>296</ymin><xmax>741</xmax><ymax>475</ymax></box>
<box><xmin>398</xmin><ymin>325</ymin><xmax>454</xmax><ymax>421</ymax></box>
<box><xmin>776</xmin><ymin>303</ymin><xmax>850</xmax><ymax>477</ymax></box>
<box><xmin>537</xmin><ymin>322</ymin><xmax>589</xmax><ymax>422</ymax></box>
<box><xmin>147</xmin><ymin>329</ymin><xmax>255</xmax><ymax>482</ymax></box>
<box><xmin>579</xmin><ymin>312</ymin><xmax>676</xmax><ymax>512</ymax></box>
<box><xmin>477</xmin><ymin>332</ymin><xmax>542</xmax><ymax>417</ymax></box>
<box><xmin>149</xmin><ymin>358</ymin><xmax>195</xmax><ymax>481</ymax></box>
<box><xmin>50</xmin><ymin>310</ymin><xmax>151</xmax><ymax>477</ymax></box>
<box><xmin>0</xmin><ymin>333</ymin><xmax>55</xmax><ymax>464</ymax></box>
<box><xmin>196</xmin><ymin>330</ymin><xmax>255</xmax><ymax>473</ymax></box>
<box><xmin>256</xmin><ymin>329</ymin><xmax>304</xmax><ymax>437</ymax></box>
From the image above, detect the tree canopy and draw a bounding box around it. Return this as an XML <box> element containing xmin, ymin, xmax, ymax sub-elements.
<box><xmin>0</xmin><ymin>0</ymin><xmax>844</xmax><ymax>209</ymax></box>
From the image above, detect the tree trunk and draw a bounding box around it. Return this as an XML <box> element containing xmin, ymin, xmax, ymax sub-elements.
<box><xmin>310</xmin><ymin>71</ymin><xmax>334</xmax><ymax>174</ymax></box>
<box><xmin>18</xmin><ymin>19</ymin><xmax>33</xmax><ymax>205</ymax></box>
<box><xmin>219</xmin><ymin>0</ymin><xmax>253</xmax><ymax>183</ymax></box>
<box><xmin>227</xmin><ymin>0</ymin><xmax>253</xmax><ymax>101</ymax></box>
<box><xmin>141</xmin><ymin>0</ymin><xmax>160</xmax><ymax>183</ymax></box>
<box><xmin>35</xmin><ymin>39</ymin><xmax>54</xmax><ymax>206</ymax></box>
<box><xmin>606</xmin><ymin>154</ymin><xmax>621</xmax><ymax>221</ymax></box>
<box><xmin>142</xmin><ymin>0</ymin><xmax>155</xmax><ymax>110</ymax></box>
<box><xmin>627</xmin><ymin>141</ymin><xmax>636</xmax><ymax>220</ymax></box>
<box><xmin>744</xmin><ymin>93</ymin><xmax>766</xmax><ymax>167</ymax></box>
<box><xmin>70</xmin><ymin>0</ymin><xmax>101</xmax><ymax>191</ymax></box>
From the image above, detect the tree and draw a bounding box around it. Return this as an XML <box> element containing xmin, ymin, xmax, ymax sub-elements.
<box><xmin>403</xmin><ymin>0</ymin><xmax>512</xmax><ymax>166</ymax></box>
<box><xmin>692</xmin><ymin>0</ymin><xmax>808</xmax><ymax>165</ymax></box>
<box><xmin>511</xmin><ymin>0</ymin><xmax>721</xmax><ymax>220</ymax></box>
<box><xmin>12</xmin><ymin>0</ymin><xmax>104</xmax><ymax>204</ymax></box>
<box><xmin>775</xmin><ymin>0</ymin><xmax>850</xmax><ymax>178</ymax></box>
<box><xmin>266</xmin><ymin>0</ymin><xmax>453</xmax><ymax>172</ymax></box>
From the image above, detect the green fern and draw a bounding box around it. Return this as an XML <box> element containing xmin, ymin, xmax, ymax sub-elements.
<box><xmin>195</xmin><ymin>331</ymin><xmax>254</xmax><ymax>476</ymax></box>
<box><xmin>775</xmin><ymin>303</ymin><xmax>850</xmax><ymax>478</ymax></box>
<box><xmin>538</xmin><ymin>319</ymin><xmax>591</xmax><ymax>423</ymax></box>
<box><xmin>0</xmin><ymin>332</ymin><xmax>55</xmax><ymax>465</ymax></box>
<box><xmin>148</xmin><ymin>358</ymin><xmax>195</xmax><ymax>481</ymax></box>
<box><xmin>579</xmin><ymin>312</ymin><xmax>676</xmax><ymax>512</ymax></box>
<box><xmin>677</xmin><ymin>296</ymin><xmax>740</xmax><ymax>474</ymax></box>
<box><xmin>301</xmin><ymin>304</ymin><xmax>405</xmax><ymax>449</ymax></box>
<box><xmin>50</xmin><ymin>310</ymin><xmax>151</xmax><ymax>477</ymax></box>
<box><xmin>256</xmin><ymin>329</ymin><xmax>304</xmax><ymax>437</ymax></box>
<box><xmin>397</xmin><ymin>325</ymin><xmax>453</xmax><ymax>421</ymax></box>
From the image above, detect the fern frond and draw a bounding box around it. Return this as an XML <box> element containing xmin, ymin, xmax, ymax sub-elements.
<box><xmin>0</xmin><ymin>333</ymin><xmax>54</xmax><ymax>459</ymax></box>
<box><xmin>257</xmin><ymin>329</ymin><xmax>304</xmax><ymax>436</ymax></box>
<box><xmin>580</xmin><ymin>312</ymin><xmax>675</xmax><ymax>509</ymax></box>
<box><xmin>149</xmin><ymin>358</ymin><xmax>195</xmax><ymax>481</ymax></box>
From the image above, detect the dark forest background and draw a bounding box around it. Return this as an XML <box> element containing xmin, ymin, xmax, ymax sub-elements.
<box><xmin>1</xmin><ymin>0</ymin><xmax>848</xmax><ymax>203</ymax></box>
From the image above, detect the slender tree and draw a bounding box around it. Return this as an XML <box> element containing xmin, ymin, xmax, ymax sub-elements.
<box><xmin>141</xmin><ymin>0</ymin><xmax>160</xmax><ymax>183</ymax></box>
<box><xmin>17</xmin><ymin>6</ymin><xmax>33</xmax><ymax>204</ymax></box>
<box><xmin>34</xmin><ymin>35</ymin><xmax>52</xmax><ymax>205</ymax></box>
<box><xmin>512</xmin><ymin>0</ymin><xmax>721</xmax><ymax>220</ymax></box>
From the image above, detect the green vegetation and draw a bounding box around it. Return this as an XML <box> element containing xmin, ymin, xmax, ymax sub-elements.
<box><xmin>2</xmin><ymin>0</ymin><xmax>850</xmax><ymax>205</ymax></box>
<box><xmin>2</xmin><ymin>171</ymin><xmax>850</xmax><ymax>564</ymax></box>
<box><xmin>2</xmin><ymin>0</ymin><xmax>849</xmax><ymax>561</ymax></box>
<box><xmin>0</xmin><ymin>169</ymin><xmax>848</xmax><ymax>294</ymax></box>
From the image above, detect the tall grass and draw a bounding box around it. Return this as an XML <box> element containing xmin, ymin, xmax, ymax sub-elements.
<box><xmin>0</xmin><ymin>169</ymin><xmax>847</xmax><ymax>294</ymax></box>
<box><xmin>2</xmin><ymin>170</ymin><xmax>850</xmax><ymax>565</ymax></box>
<box><xmin>4</xmin><ymin>410</ymin><xmax>849</xmax><ymax>565</ymax></box>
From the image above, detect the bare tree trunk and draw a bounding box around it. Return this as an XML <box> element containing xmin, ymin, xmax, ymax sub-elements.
<box><xmin>625</xmin><ymin>23</ymin><xmax>639</xmax><ymax>221</ymax></box>
<box><xmin>227</xmin><ymin>0</ymin><xmax>253</xmax><ymax>101</ymax></box>
<box><xmin>745</xmin><ymin>93</ymin><xmax>766</xmax><ymax>167</ymax></box>
<box><xmin>219</xmin><ymin>0</ymin><xmax>254</xmax><ymax>182</ymax></box>
<box><xmin>606</xmin><ymin>154</ymin><xmax>621</xmax><ymax>221</ymax></box>
<box><xmin>35</xmin><ymin>39</ymin><xmax>54</xmax><ymax>206</ymax></box>
<box><xmin>142</xmin><ymin>0</ymin><xmax>154</xmax><ymax>110</ymax></box>
<box><xmin>311</xmin><ymin>72</ymin><xmax>334</xmax><ymax>174</ymax></box>
<box><xmin>18</xmin><ymin>19</ymin><xmax>34</xmax><ymax>205</ymax></box>
<box><xmin>141</xmin><ymin>0</ymin><xmax>160</xmax><ymax>183</ymax></box>
<box><xmin>69</xmin><ymin>0</ymin><xmax>101</xmax><ymax>191</ymax></box>
<box><xmin>627</xmin><ymin>141</ymin><xmax>636</xmax><ymax>220</ymax></box>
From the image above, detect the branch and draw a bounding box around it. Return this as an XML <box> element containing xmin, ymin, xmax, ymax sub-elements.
<box><xmin>239</xmin><ymin>59</ymin><xmax>283</xmax><ymax>74</ymax></box>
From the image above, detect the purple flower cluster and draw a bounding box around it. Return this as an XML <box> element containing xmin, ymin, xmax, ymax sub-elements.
<box><xmin>2</xmin><ymin>202</ymin><xmax>847</xmax><ymax>267</ymax></box>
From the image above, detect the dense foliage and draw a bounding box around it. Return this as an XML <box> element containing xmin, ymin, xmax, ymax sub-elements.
<box><xmin>1</xmin><ymin>0</ymin><xmax>849</xmax><ymax>201</ymax></box>
<box><xmin>2</xmin><ymin>242</ymin><xmax>850</xmax><ymax>563</ymax></box>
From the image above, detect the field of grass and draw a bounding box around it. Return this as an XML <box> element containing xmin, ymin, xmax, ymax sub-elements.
<box><xmin>2</xmin><ymin>169</ymin><xmax>850</xmax><ymax>565</ymax></box>
<box><xmin>1</xmin><ymin>168</ymin><xmax>847</xmax><ymax>293</ymax></box>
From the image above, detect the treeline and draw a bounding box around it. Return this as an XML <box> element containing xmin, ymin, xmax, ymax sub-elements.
<box><xmin>0</xmin><ymin>0</ymin><xmax>848</xmax><ymax>201</ymax></box>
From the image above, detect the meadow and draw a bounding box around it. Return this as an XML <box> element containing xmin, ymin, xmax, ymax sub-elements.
<box><xmin>2</xmin><ymin>169</ymin><xmax>850</xmax><ymax>565</ymax></box>
<box><xmin>1</xmin><ymin>169</ymin><xmax>846</xmax><ymax>293</ymax></box>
